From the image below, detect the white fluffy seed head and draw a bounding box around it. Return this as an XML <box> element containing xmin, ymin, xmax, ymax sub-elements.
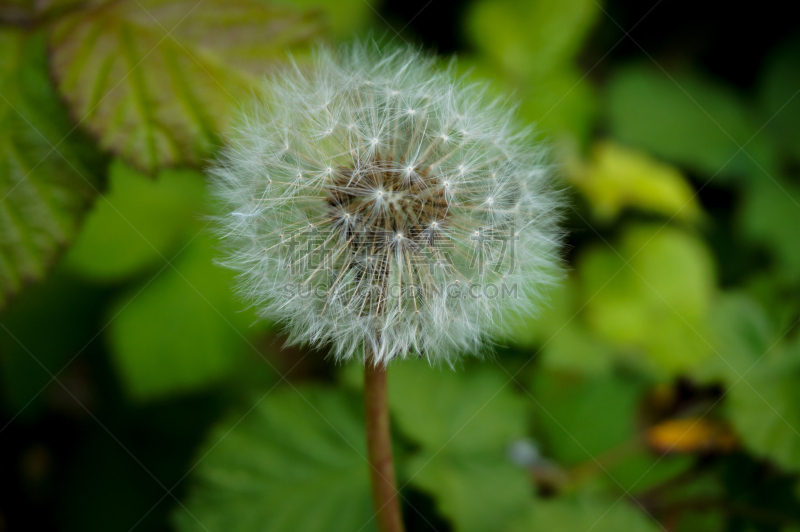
<box><xmin>211</xmin><ymin>43</ymin><xmax>565</xmax><ymax>366</ymax></box>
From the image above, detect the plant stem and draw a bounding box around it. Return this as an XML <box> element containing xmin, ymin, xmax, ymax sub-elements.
<box><xmin>364</xmin><ymin>357</ymin><xmax>405</xmax><ymax>532</ymax></box>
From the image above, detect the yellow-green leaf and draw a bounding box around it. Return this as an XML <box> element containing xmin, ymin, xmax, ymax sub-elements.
<box><xmin>571</xmin><ymin>141</ymin><xmax>702</xmax><ymax>222</ymax></box>
<box><xmin>578</xmin><ymin>225</ymin><xmax>716</xmax><ymax>375</ymax></box>
<box><xmin>49</xmin><ymin>0</ymin><xmax>325</xmax><ymax>173</ymax></box>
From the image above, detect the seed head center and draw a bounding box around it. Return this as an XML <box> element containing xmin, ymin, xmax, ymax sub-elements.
<box><xmin>327</xmin><ymin>160</ymin><xmax>448</xmax><ymax>246</ymax></box>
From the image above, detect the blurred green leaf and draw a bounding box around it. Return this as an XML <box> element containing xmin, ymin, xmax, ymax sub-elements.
<box><xmin>466</xmin><ymin>0</ymin><xmax>600</xmax><ymax>142</ymax></box>
<box><xmin>49</xmin><ymin>0</ymin><xmax>325</xmax><ymax>173</ymax></box>
<box><xmin>606</xmin><ymin>65</ymin><xmax>774</xmax><ymax>181</ymax></box>
<box><xmin>407</xmin><ymin>451</ymin><xmax>532</xmax><ymax>532</ymax></box>
<box><xmin>742</xmin><ymin>272</ymin><xmax>800</xmax><ymax>335</ymax></box>
<box><xmin>692</xmin><ymin>292</ymin><xmax>773</xmax><ymax>385</ymax></box>
<box><xmin>675</xmin><ymin>512</ymin><xmax>725</xmax><ymax>532</ymax></box>
<box><xmin>282</xmin><ymin>0</ymin><xmax>373</xmax><ymax>37</ymax></box>
<box><xmin>542</xmin><ymin>321</ymin><xmax>617</xmax><ymax>375</ymax></box>
<box><xmin>108</xmin><ymin>233</ymin><xmax>255</xmax><ymax>401</ymax></box>
<box><xmin>758</xmin><ymin>36</ymin><xmax>800</xmax><ymax>163</ymax></box>
<box><xmin>465</xmin><ymin>0</ymin><xmax>600</xmax><ymax>80</ymax></box>
<box><xmin>521</xmin><ymin>66</ymin><xmax>598</xmax><ymax>142</ymax></box>
<box><xmin>504</xmin><ymin>275</ymin><xmax>574</xmax><ymax>346</ymax></box>
<box><xmin>0</xmin><ymin>29</ymin><xmax>103</xmax><ymax>312</ymax></box>
<box><xmin>740</xmin><ymin>177</ymin><xmax>800</xmax><ymax>278</ymax></box>
<box><xmin>727</xmin><ymin>335</ymin><xmax>800</xmax><ymax>473</ymax></box>
<box><xmin>389</xmin><ymin>360</ymin><xmax>528</xmax><ymax>454</ymax></box>
<box><xmin>65</xmin><ymin>159</ymin><xmax>205</xmax><ymax>282</ymax></box>
<box><xmin>176</xmin><ymin>386</ymin><xmax>377</xmax><ymax>532</ymax></box>
<box><xmin>505</xmin><ymin>275</ymin><xmax>617</xmax><ymax>374</ymax></box>
<box><xmin>579</xmin><ymin>225</ymin><xmax>716</xmax><ymax>375</ymax></box>
<box><xmin>531</xmin><ymin>369</ymin><xmax>644</xmax><ymax>465</ymax></box>
<box><xmin>508</xmin><ymin>495</ymin><xmax>660</xmax><ymax>532</ymax></box>
<box><xmin>464</xmin><ymin>0</ymin><xmax>600</xmax><ymax>141</ymax></box>
<box><xmin>389</xmin><ymin>361</ymin><xmax>532</xmax><ymax>531</ymax></box>
<box><xmin>571</xmin><ymin>141</ymin><xmax>702</xmax><ymax>223</ymax></box>
<box><xmin>601</xmin><ymin>448</ymin><xmax>693</xmax><ymax>495</ymax></box>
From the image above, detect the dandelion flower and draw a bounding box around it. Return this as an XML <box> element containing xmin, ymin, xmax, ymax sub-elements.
<box><xmin>211</xmin><ymin>43</ymin><xmax>564</xmax><ymax>366</ymax></box>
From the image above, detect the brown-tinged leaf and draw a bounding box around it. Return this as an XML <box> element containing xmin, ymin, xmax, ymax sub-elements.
<box><xmin>49</xmin><ymin>0</ymin><xmax>325</xmax><ymax>173</ymax></box>
<box><xmin>0</xmin><ymin>28</ymin><xmax>103</xmax><ymax>312</ymax></box>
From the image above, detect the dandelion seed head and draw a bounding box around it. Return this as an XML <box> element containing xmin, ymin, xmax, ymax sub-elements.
<box><xmin>210</xmin><ymin>43</ymin><xmax>565</xmax><ymax>365</ymax></box>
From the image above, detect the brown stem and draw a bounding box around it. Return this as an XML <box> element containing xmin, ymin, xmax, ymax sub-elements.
<box><xmin>364</xmin><ymin>357</ymin><xmax>405</xmax><ymax>532</ymax></box>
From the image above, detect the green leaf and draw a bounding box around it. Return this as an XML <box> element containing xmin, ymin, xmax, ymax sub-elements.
<box><xmin>465</xmin><ymin>0</ymin><xmax>600</xmax><ymax>80</ymax></box>
<box><xmin>464</xmin><ymin>0</ymin><xmax>600</xmax><ymax>141</ymax></box>
<box><xmin>508</xmin><ymin>495</ymin><xmax>660</xmax><ymax>532</ymax></box>
<box><xmin>675</xmin><ymin>512</ymin><xmax>725</xmax><ymax>532</ymax></box>
<box><xmin>407</xmin><ymin>451</ymin><xmax>533</xmax><ymax>532</ymax></box>
<box><xmin>175</xmin><ymin>387</ymin><xmax>377</xmax><ymax>532</ymax></box>
<box><xmin>727</xmin><ymin>336</ymin><xmax>800</xmax><ymax>473</ymax></box>
<box><xmin>531</xmin><ymin>369</ymin><xmax>644</xmax><ymax>465</ymax></box>
<box><xmin>601</xmin><ymin>448</ymin><xmax>693</xmax><ymax>495</ymax></box>
<box><xmin>284</xmin><ymin>0</ymin><xmax>374</xmax><ymax>37</ymax></box>
<box><xmin>533</xmin><ymin>369</ymin><xmax>694</xmax><ymax>496</ymax></box>
<box><xmin>691</xmin><ymin>292</ymin><xmax>773</xmax><ymax>385</ymax></box>
<box><xmin>571</xmin><ymin>141</ymin><xmax>702</xmax><ymax>223</ymax></box>
<box><xmin>542</xmin><ymin>320</ymin><xmax>618</xmax><ymax>375</ymax></box>
<box><xmin>606</xmin><ymin>65</ymin><xmax>774</xmax><ymax>181</ymax></box>
<box><xmin>579</xmin><ymin>225</ymin><xmax>716</xmax><ymax>375</ymax></box>
<box><xmin>740</xmin><ymin>177</ymin><xmax>800</xmax><ymax>278</ymax></box>
<box><xmin>107</xmin><ymin>233</ymin><xmax>255</xmax><ymax>400</ymax></box>
<box><xmin>49</xmin><ymin>0</ymin><xmax>325</xmax><ymax>173</ymax></box>
<box><xmin>0</xmin><ymin>29</ymin><xmax>103</xmax><ymax>312</ymax></box>
<box><xmin>389</xmin><ymin>360</ymin><xmax>528</xmax><ymax>454</ymax></box>
<box><xmin>758</xmin><ymin>36</ymin><xmax>800</xmax><ymax>163</ymax></box>
<box><xmin>503</xmin><ymin>275</ymin><xmax>616</xmax><ymax>374</ymax></box>
<box><xmin>65</xmin><ymin>158</ymin><xmax>206</xmax><ymax>282</ymax></box>
<box><xmin>389</xmin><ymin>361</ymin><xmax>532</xmax><ymax>531</ymax></box>
<box><xmin>520</xmin><ymin>66</ymin><xmax>598</xmax><ymax>142</ymax></box>
<box><xmin>503</xmin><ymin>275</ymin><xmax>573</xmax><ymax>345</ymax></box>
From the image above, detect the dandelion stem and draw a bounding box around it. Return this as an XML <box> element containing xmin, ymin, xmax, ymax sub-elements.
<box><xmin>364</xmin><ymin>355</ymin><xmax>405</xmax><ymax>532</ymax></box>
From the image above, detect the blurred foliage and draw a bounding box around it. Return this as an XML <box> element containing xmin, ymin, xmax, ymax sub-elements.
<box><xmin>389</xmin><ymin>362</ymin><xmax>532</xmax><ymax>532</ymax></box>
<box><xmin>176</xmin><ymin>387</ymin><xmax>376</xmax><ymax>532</ymax></box>
<box><xmin>2</xmin><ymin>0</ymin><xmax>800</xmax><ymax>531</ymax></box>
<box><xmin>606</xmin><ymin>64</ymin><xmax>775</xmax><ymax>181</ymax></box>
<box><xmin>65</xmin><ymin>160</ymin><xmax>206</xmax><ymax>281</ymax></box>
<box><xmin>579</xmin><ymin>224</ymin><xmax>716</xmax><ymax>375</ymax></box>
<box><xmin>0</xmin><ymin>29</ymin><xmax>103</xmax><ymax>310</ymax></box>
<box><xmin>569</xmin><ymin>141</ymin><xmax>702</xmax><ymax>223</ymax></box>
<box><xmin>49</xmin><ymin>0</ymin><xmax>326</xmax><ymax>173</ymax></box>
